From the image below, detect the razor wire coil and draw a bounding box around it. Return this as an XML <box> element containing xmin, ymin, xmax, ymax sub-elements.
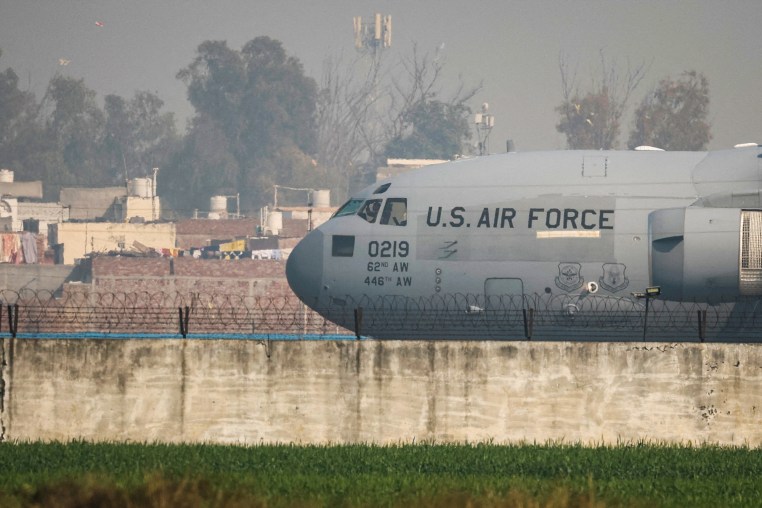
<box><xmin>1</xmin><ymin>289</ymin><xmax>761</xmax><ymax>340</ymax></box>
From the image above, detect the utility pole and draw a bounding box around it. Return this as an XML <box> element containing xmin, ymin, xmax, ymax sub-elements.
<box><xmin>475</xmin><ymin>102</ymin><xmax>495</xmax><ymax>156</ymax></box>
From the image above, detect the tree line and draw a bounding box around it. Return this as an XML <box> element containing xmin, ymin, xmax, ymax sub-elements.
<box><xmin>0</xmin><ymin>43</ymin><xmax>712</xmax><ymax>217</ymax></box>
<box><xmin>0</xmin><ymin>48</ymin><xmax>179</xmax><ymax>203</ymax></box>
<box><xmin>556</xmin><ymin>53</ymin><xmax>711</xmax><ymax>151</ymax></box>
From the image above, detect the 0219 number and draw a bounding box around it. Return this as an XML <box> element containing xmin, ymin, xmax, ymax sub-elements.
<box><xmin>368</xmin><ymin>240</ymin><xmax>409</xmax><ymax>258</ymax></box>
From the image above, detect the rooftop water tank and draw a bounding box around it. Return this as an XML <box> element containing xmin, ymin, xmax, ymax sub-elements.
<box><xmin>266</xmin><ymin>210</ymin><xmax>282</xmax><ymax>236</ymax></box>
<box><xmin>129</xmin><ymin>177</ymin><xmax>152</xmax><ymax>198</ymax></box>
<box><xmin>0</xmin><ymin>169</ymin><xmax>14</xmax><ymax>183</ymax></box>
<box><xmin>313</xmin><ymin>189</ymin><xmax>330</xmax><ymax>208</ymax></box>
<box><xmin>210</xmin><ymin>195</ymin><xmax>227</xmax><ymax>213</ymax></box>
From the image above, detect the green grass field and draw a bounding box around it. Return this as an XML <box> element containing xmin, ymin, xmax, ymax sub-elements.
<box><xmin>1</xmin><ymin>441</ymin><xmax>760</xmax><ymax>507</ymax></box>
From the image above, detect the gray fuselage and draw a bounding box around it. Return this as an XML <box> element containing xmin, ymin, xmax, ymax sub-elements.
<box><xmin>286</xmin><ymin>147</ymin><xmax>762</xmax><ymax>338</ymax></box>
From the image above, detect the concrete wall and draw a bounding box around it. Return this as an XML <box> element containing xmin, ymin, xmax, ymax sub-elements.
<box><xmin>60</xmin><ymin>187</ymin><xmax>126</xmax><ymax>220</ymax></box>
<box><xmin>0</xmin><ymin>181</ymin><xmax>43</xmax><ymax>200</ymax></box>
<box><xmin>119</xmin><ymin>196</ymin><xmax>160</xmax><ymax>222</ymax></box>
<box><xmin>17</xmin><ymin>202</ymin><xmax>69</xmax><ymax>234</ymax></box>
<box><xmin>0</xmin><ymin>264</ymin><xmax>74</xmax><ymax>293</ymax></box>
<box><xmin>2</xmin><ymin>339</ymin><xmax>761</xmax><ymax>445</ymax></box>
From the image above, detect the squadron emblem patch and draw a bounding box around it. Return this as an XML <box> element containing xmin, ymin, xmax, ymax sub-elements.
<box><xmin>555</xmin><ymin>262</ymin><xmax>584</xmax><ymax>292</ymax></box>
<box><xmin>599</xmin><ymin>263</ymin><xmax>629</xmax><ymax>292</ymax></box>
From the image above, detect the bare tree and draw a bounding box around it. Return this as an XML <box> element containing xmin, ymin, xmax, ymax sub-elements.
<box><xmin>315</xmin><ymin>51</ymin><xmax>386</xmax><ymax>200</ymax></box>
<box><xmin>316</xmin><ymin>44</ymin><xmax>481</xmax><ymax>200</ymax></box>
<box><xmin>384</xmin><ymin>45</ymin><xmax>479</xmax><ymax>158</ymax></box>
<box><xmin>556</xmin><ymin>51</ymin><xmax>647</xmax><ymax>149</ymax></box>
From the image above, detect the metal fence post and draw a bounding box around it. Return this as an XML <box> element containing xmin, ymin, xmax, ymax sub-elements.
<box><xmin>178</xmin><ymin>306</ymin><xmax>189</xmax><ymax>338</ymax></box>
<box><xmin>642</xmin><ymin>298</ymin><xmax>650</xmax><ymax>342</ymax></box>
<box><xmin>7</xmin><ymin>304</ymin><xmax>18</xmax><ymax>338</ymax></box>
<box><xmin>698</xmin><ymin>310</ymin><xmax>707</xmax><ymax>343</ymax></box>
<box><xmin>523</xmin><ymin>308</ymin><xmax>534</xmax><ymax>340</ymax></box>
<box><xmin>353</xmin><ymin>307</ymin><xmax>363</xmax><ymax>339</ymax></box>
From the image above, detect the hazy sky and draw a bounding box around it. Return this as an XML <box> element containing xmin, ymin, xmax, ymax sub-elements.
<box><xmin>1</xmin><ymin>0</ymin><xmax>760</xmax><ymax>152</ymax></box>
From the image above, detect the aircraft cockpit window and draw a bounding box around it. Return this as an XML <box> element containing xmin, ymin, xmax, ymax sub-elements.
<box><xmin>373</xmin><ymin>183</ymin><xmax>391</xmax><ymax>194</ymax></box>
<box><xmin>333</xmin><ymin>198</ymin><xmax>364</xmax><ymax>218</ymax></box>
<box><xmin>357</xmin><ymin>199</ymin><xmax>383</xmax><ymax>223</ymax></box>
<box><xmin>380</xmin><ymin>198</ymin><xmax>407</xmax><ymax>226</ymax></box>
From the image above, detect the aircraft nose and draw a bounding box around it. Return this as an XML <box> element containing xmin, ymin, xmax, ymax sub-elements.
<box><xmin>286</xmin><ymin>229</ymin><xmax>324</xmax><ymax>305</ymax></box>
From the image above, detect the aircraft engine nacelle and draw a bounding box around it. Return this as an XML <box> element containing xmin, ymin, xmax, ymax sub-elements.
<box><xmin>649</xmin><ymin>207</ymin><xmax>762</xmax><ymax>300</ymax></box>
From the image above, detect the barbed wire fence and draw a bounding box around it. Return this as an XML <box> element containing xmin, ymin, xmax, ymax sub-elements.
<box><xmin>316</xmin><ymin>292</ymin><xmax>762</xmax><ymax>341</ymax></box>
<box><xmin>1</xmin><ymin>289</ymin><xmax>761</xmax><ymax>341</ymax></box>
<box><xmin>0</xmin><ymin>289</ymin><xmax>344</xmax><ymax>338</ymax></box>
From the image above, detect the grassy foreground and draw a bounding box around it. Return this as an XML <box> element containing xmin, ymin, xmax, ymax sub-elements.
<box><xmin>0</xmin><ymin>441</ymin><xmax>761</xmax><ymax>507</ymax></box>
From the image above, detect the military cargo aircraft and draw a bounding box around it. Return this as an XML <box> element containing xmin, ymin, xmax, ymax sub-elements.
<box><xmin>286</xmin><ymin>146</ymin><xmax>762</xmax><ymax>340</ymax></box>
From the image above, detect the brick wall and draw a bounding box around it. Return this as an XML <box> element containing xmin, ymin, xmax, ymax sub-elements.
<box><xmin>173</xmin><ymin>257</ymin><xmax>285</xmax><ymax>278</ymax></box>
<box><xmin>175</xmin><ymin>219</ymin><xmax>259</xmax><ymax>249</ymax></box>
<box><xmin>92</xmin><ymin>256</ymin><xmax>170</xmax><ymax>277</ymax></box>
<box><xmin>175</xmin><ymin>218</ymin><xmax>259</xmax><ymax>236</ymax></box>
<box><xmin>15</xmin><ymin>255</ymin><xmax>333</xmax><ymax>336</ymax></box>
<box><xmin>86</xmin><ymin>256</ymin><xmax>293</xmax><ymax>299</ymax></box>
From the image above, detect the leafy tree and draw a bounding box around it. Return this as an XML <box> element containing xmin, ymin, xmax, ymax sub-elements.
<box><xmin>384</xmin><ymin>99</ymin><xmax>470</xmax><ymax>159</ymax></box>
<box><xmin>103</xmin><ymin>91</ymin><xmax>179</xmax><ymax>181</ymax></box>
<box><xmin>627</xmin><ymin>71</ymin><xmax>711</xmax><ymax>151</ymax></box>
<box><xmin>556</xmin><ymin>90</ymin><xmax>619</xmax><ymax>150</ymax></box>
<box><xmin>381</xmin><ymin>45</ymin><xmax>476</xmax><ymax>162</ymax></box>
<box><xmin>160</xmin><ymin>116</ymin><xmax>240</xmax><ymax>215</ymax></box>
<box><xmin>0</xmin><ymin>73</ymin><xmax>90</xmax><ymax>199</ymax></box>
<box><xmin>0</xmin><ymin>50</ymin><xmax>34</xmax><ymax>155</ymax></box>
<box><xmin>4</xmin><ymin>119</ymin><xmax>64</xmax><ymax>200</ymax></box>
<box><xmin>103</xmin><ymin>94</ymin><xmax>131</xmax><ymax>178</ymax></box>
<box><xmin>0</xmin><ymin>48</ymin><xmax>37</xmax><ymax>169</ymax></box>
<box><xmin>556</xmin><ymin>52</ymin><xmax>646</xmax><ymax>149</ymax></box>
<box><xmin>1</xmin><ymin>48</ymin><xmax>180</xmax><ymax>202</ymax></box>
<box><xmin>173</xmin><ymin>37</ymin><xmax>319</xmax><ymax>211</ymax></box>
<box><xmin>39</xmin><ymin>75</ymin><xmax>108</xmax><ymax>193</ymax></box>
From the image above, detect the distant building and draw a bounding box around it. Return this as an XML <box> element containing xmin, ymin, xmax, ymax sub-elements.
<box><xmin>0</xmin><ymin>168</ymin><xmax>46</xmax><ymax>231</ymax></box>
<box><xmin>0</xmin><ymin>171</ymin><xmax>43</xmax><ymax>201</ymax></box>
<box><xmin>17</xmin><ymin>202</ymin><xmax>69</xmax><ymax>233</ymax></box>
<box><xmin>268</xmin><ymin>188</ymin><xmax>336</xmax><ymax>236</ymax></box>
<box><xmin>49</xmin><ymin>222</ymin><xmax>176</xmax><ymax>265</ymax></box>
<box><xmin>114</xmin><ymin>176</ymin><xmax>161</xmax><ymax>222</ymax></box>
<box><xmin>275</xmin><ymin>208</ymin><xmax>335</xmax><ymax>234</ymax></box>
<box><xmin>60</xmin><ymin>173</ymin><xmax>161</xmax><ymax>222</ymax></box>
<box><xmin>175</xmin><ymin>218</ymin><xmax>259</xmax><ymax>250</ymax></box>
<box><xmin>59</xmin><ymin>187</ymin><xmax>127</xmax><ymax>221</ymax></box>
